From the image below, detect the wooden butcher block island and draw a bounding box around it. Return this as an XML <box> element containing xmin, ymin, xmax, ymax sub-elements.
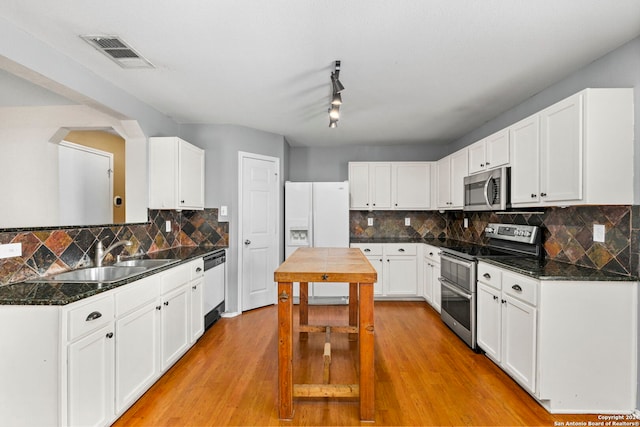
<box><xmin>274</xmin><ymin>247</ymin><xmax>378</xmax><ymax>421</ymax></box>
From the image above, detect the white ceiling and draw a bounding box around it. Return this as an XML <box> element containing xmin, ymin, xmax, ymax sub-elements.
<box><xmin>2</xmin><ymin>1</ymin><xmax>640</xmax><ymax>147</ymax></box>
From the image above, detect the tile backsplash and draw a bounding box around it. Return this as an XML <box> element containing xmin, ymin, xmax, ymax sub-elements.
<box><xmin>351</xmin><ymin>205</ymin><xmax>640</xmax><ymax>277</ymax></box>
<box><xmin>0</xmin><ymin>208</ymin><xmax>228</xmax><ymax>286</ymax></box>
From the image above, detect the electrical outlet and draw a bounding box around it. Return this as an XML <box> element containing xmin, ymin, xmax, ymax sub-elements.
<box><xmin>367</xmin><ymin>218</ymin><xmax>374</xmax><ymax>226</ymax></box>
<box><xmin>220</xmin><ymin>205</ymin><xmax>228</xmax><ymax>216</ymax></box>
<box><xmin>405</xmin><ymin>217</ymin><xmax>411</xmax><ymax>226</ymax></box>
<box><xmin>463</xmin><ymin>218</ymin><xmax>469</xmax><ymax>228</ymax></box>
<box><xmin>593</xmin><ymin>224</ymin><xmax>605</xmax><ymax>242</ymax></box>
<box><xmin>165</xmin><ymin>220</ymin><xmax>171</xmax><ymax>232</ymax></box>
<box><xmin>0</xmin><ymin>243</ymin><xmax>22</xmax><ymax>259</ymax></box>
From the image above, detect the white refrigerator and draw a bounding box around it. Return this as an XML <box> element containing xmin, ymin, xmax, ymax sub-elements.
<box><xmin>284</xmin><ymin>181</ymin><xmax>350</xmax><ymax>301</ymax></box>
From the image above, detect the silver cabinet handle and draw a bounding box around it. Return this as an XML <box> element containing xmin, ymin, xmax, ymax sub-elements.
<box><xmin>244</xmin><ymin>239</ymin><xmax>251</xmax><ymax>245</ymax></box>
<box><xmin>512</xmin><ymin>284</ymin><xmax>523</xmax><ymax>292</ymax></box>
<box><xmin>86</xmin><ymin>311</ymin><xmax>102</xmax><ymax>322</ymax></box>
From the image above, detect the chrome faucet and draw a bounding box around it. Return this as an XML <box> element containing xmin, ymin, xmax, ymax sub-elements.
<box><xmin>94</xmin><ymin>240</ymin><xmax>133</xmax><ymax>267</ymax></box>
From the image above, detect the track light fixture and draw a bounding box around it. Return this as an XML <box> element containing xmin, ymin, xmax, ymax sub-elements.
<box><xmin>329</xmin><ymin>60</ymin><xmax>344</xmax><ymax>128</ymax></box>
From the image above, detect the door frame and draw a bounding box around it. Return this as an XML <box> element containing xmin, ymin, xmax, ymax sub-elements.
<box><xmin>237</xmin><ymin>151</ymin><xmax>281</xmax><ymax>313</ymax></box>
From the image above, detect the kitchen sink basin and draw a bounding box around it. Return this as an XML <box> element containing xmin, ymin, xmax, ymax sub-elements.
<box><xmin>29</xmin><ymin>266</ymin><xmax>148</xmax><ymax>283</ymax></box>
<box><xmin>113</xmin><ymin>259</ymin><xmax>179</xmax><ymax>268</ymax></box>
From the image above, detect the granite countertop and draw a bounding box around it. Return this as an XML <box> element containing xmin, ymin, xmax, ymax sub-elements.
<box><xmin>0</xmin><ymin>246</ymin><xmax>227</xmax><ymax>306</ymax></box>
<box><xmin>479</xmin><ymin>257</ymin><xmax>638</xmax><ymax>282</ymax></box>
<box><xmin>350</xmin><ymin>237</ymin><xmax>638</xmax><ymax>282</ymax></box>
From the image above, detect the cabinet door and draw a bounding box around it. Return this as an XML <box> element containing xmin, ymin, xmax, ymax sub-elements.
<box><xmin>502</xmin><ymin>294</ymin><xmax>537</xmax><ymax>393</ymax></box>
<box><xmin>510</xmin><ymin>115</ymin><xmax>540</xmax><ymax>204</ymax></box>
<box><xmin>348</xmin><ymin>162</ymin><xmax>370</xmax><ymax>209</ymax></box>
<box><xmin>115</xmin><ymin>300</ymin><xmax>160</xmax><ymax>412</ymax></box>
<box><xmin>68</xmin><ymin>324</ymin><xmax>115</xmax><ymax>427</ymax></box>
<box><xmin>485</xmin><ymin>128</ymin><xmax>510</xmax><ymax>169</ymax></box>
<box><xmin>540</xmin><ymin>93</ymin><xmax>582</xmax><ymax>203</ymax></box>
<box><xmin>178</xmin><ymin>140</ymin><xmax>205</xmax><ymax>209</ymax></box>
<box><xmin>386</xmin><ymin>256</ymin><xmax>417</xmax><ymax>295</ymax></box>
<box><xmin>366</xmin><ymin>256</ymin><xmax>384</xmax><ymax>296</ymax></box>
<box><xmin>392</xmin><ymin>163</ymin><xmax>431</xmax><ymax>209</ymax></box>
<box><xmin>161</xmin><ymin>286</ymin><xmax>190</xmax><ymax>371</ymax></box>
<box><xmin>476</xmin><ymin>284</ymin><xmax>501</xmax><ymax>362</ymax></box>
<box><xmin>436</xmin><ymin>157</ymin><xmax>451</xmax><ymax>208</ymax></box>
<box><xmin>449</xmin><ymin>149</ymin><xmax>468</xmax><ymax>208</ymax></box>
<box><xmin>190</xmin><ymin>278</ymin><xmax>204</xmax><ymax>343</ymax></box>
<box><xmin>431</xmin><ymin>262</ymin><xmax>441</xmax><ymax>313</ymax></box>
<box><xmin>468</xmin><ymin>141</ymin><xmax>486</xmax><ymax>175</ymax></box>
<box><xmin>370</xmin><ymin>163</ymin><xmax>391</xmax><ymax>209</ymax></box>
<box><xmin>423</xmin><ymin>258</ymin><xmax>433</xmax><ymax>302</ymax></box>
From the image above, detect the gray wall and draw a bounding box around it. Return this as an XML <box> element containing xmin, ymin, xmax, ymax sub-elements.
<box><xmin>180</xmin><ymin>124</ymin><xmax>290</xmax><ymax>313</ymax></box>
<box><xmin>289</xmin><ymin>143</ymin><xmax>450</xmax><ymax>181</ymax></box>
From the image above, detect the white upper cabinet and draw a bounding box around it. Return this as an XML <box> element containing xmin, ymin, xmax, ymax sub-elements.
<box><xmin>391</xmin><ymin>162</ymin><xmax>431</xmax><ymax>209</ymax></box>
<box><xmin>468</xmin><ymin>129</ymin><xmax>510</xmax><ymax>175</ymax></box>
<box><xmin>149</xmin><ymin>137</ymin><xmax>205</xmax><ymax>210</ymax></box>
<box><xmin>511</xmin><ymin>88</ymin><xmax>633</xmax><ymax>207</ymax></box>
<box><xmin>348</xmin><ymin>162</ymin><xmax>431</xmax><ymax>210</ymax></box>
<box><xmin>436</xmin><ymin>148</ymin><xmax>468</xmax><ymax>209</ymax></box>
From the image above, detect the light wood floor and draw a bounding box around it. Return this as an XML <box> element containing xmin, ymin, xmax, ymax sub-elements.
<box><xmin>113</xmin><ymin>301</ymin><xmax>602</xmax><ymax>426</ymax></box>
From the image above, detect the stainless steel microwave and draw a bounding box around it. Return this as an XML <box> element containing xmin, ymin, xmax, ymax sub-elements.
<box><xmin>463</xmin><ymin>167</ymin><xmax>510</xmax><ymax>211</ymax></box>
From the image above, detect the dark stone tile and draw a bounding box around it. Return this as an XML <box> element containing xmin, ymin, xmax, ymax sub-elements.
<box><xmin>60</xmin><ymin>243</ymin><xmax>85</xmax><ymax>268</ymax></box>
<box><xmin>27</xmin><ymin>245</ymin><xmax>57</xmax><ymax>275</ymax></box>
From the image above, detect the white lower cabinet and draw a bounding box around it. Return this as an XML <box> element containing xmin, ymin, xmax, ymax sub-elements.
<box><xmin>477</xmin><ymin>263</ymin><xmax>538</xmax><ymax>394</ymax></box>
<box><xmin>422</xmin><ymin>244</ymin><xmax>441</xmax><ymax>312</ymax></box>
<box><xmin>0</xmin><ymin>257</ymin><xmax>207</xmax><ymax>427</ymax></box>
<box><xmin>351</xmin><ymin>243</ymin><xmax>419</xmax><ymax>298</ymax></box>
<box><xmin>476</xmin><ymin>261</ymin><xmax>638</xmax><ymax>413</ymax></box>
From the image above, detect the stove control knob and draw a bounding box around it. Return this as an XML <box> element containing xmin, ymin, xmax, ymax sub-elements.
<box><xmin>485</xmin><ymin>227</ymin><xmax>494</xmax><ymax>234</ymax></box>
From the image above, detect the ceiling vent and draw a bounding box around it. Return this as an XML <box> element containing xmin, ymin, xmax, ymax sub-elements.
<box><xmin>80</xmin><ymin>35</ymin><xmax>154</xmax><ymax>69</ymax></box>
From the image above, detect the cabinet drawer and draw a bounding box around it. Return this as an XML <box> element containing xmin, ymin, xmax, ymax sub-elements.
<box><xmin>161</xmin><ymin>263</ymin><xmax>191</xmax><ymax>294</ymax></box>
<box><xmin>383</xmin><ymin>243</ymin><xmax>416</xmax><ymax>256</ymax></box>
<box><xmin>351</xmin><ymin>243</ymin><xmax>383</xmax><ymax>256</ymax></box>
<box><xmin>477</xmin><ymin>263</ymin><xmax>502</xmax><ymax>290</ymax></box>
<box><xmin>190</xmin><ymin>258</ymin><xmax>204</xmax><ymax>280</ymax></box>
<box><xmin>423</xmin><ymin>245</ymin><xmax>440</xmax><ymax>260</ymax></box>
<box><xmin>68</xmin><ymin>295</ymin><xmax>114</xmax><ymax>341</ymax></box>
<box><xmin>502</xmin><ymin>272</ymin><xmax>538</xmax><ymax>306</ymax></box>
<box><xmin>115</xmin><ymin>275</ymin><xmax>159</xmax><ymax>316</ymax></box>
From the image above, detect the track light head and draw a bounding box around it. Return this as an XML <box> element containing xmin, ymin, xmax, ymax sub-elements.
<box><xmin>328</xmin><ymin>105</ymin><xmax>340</xmax><ymax>119</ymax></box>
<box><xmin>331</xmin><ymin>92</ymin><xmax>342</xmax><ymax>105</ymax></box>
<box><xmin>329</xmin><ymin>119</ymin><xmax>338</xmax><ymax>128</ymax></box>
<box><xmin>331</xmin><ymin>73</ymin><xmax>345</xmax><ymax>93</ymax></box>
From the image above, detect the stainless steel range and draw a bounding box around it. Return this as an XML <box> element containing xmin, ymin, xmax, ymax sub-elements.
<box><xmin>438</xmin><ymin>223</ymin><xmax>542</xmax><ymax>350</ymax></box>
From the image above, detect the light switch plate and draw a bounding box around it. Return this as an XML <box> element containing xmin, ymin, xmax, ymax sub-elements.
<box><xmin>367</xmin><ymin>218</ymin><xmax>374</xmax><ymax>226</ymax></box>
<box><xmin>593</xmin><ymin>224</ymin><xmax>605</xmax><ymax>242</ymax></box>
<box><xmin>405</xmin><ymin>217</ymin><xmax>411</xmax><ymax>226</ymax></box>
<box><xmin>0</xmin><ymin>243</ymin><xmax>22</xmax><ymax>259</ymax></box>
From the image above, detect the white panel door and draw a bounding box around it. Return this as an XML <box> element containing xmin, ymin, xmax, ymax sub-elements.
<box><xmin>59</xmin><ymin>141</ymin><xmax>112</xmax><ymax>225</ymax></box>
<box><xmin>160</xmin><ymin>286</ymin><xmax>189</xmax><ymax>371</ymax></box>
<box><xmin>241</xmin><ymin>154</ymin><xmax>278</xmax><ymax>311</ymax></box>
<box><xmin>510</xmin><ymin>115</ymin><xmax>540</xmax><ymax>204</ymax></box>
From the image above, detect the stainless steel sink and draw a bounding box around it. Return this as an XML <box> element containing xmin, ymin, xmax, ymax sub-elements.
<box><xmin>30</xmin><ymin>266</ymin><xmax>147</xmax><ymax>283</ymax></box>
<box><xmin>113</xmin><ymin>259</ymin><xmax>179</xmax><ymax>269</ymax></box>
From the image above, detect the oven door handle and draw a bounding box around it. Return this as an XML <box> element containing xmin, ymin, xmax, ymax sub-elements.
<box><xmin>439</xmin><ymin>278</ymin><xmax>472</xmax><ymax>300</ymax></box>
<box><xmin>440</xmin><ymin>253</ymin><xmax>476</xmax><ymax>270</ymax></box>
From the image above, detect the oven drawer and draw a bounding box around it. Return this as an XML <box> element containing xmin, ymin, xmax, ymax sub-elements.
<box><xmin>477</xmin><ymin>263</ymin><xmax>502</xmax><ymax>290</ymax></box>
<box><xmin>502</xmin><ymin>271</ymin><xmax>538</xmax><ymax>306</ymax></box>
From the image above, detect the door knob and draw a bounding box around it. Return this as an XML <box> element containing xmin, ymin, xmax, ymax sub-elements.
<box><xmin>244</xmin><ymin>239</ymin><xmax>251</xmax><ymax>245</ymax></box>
